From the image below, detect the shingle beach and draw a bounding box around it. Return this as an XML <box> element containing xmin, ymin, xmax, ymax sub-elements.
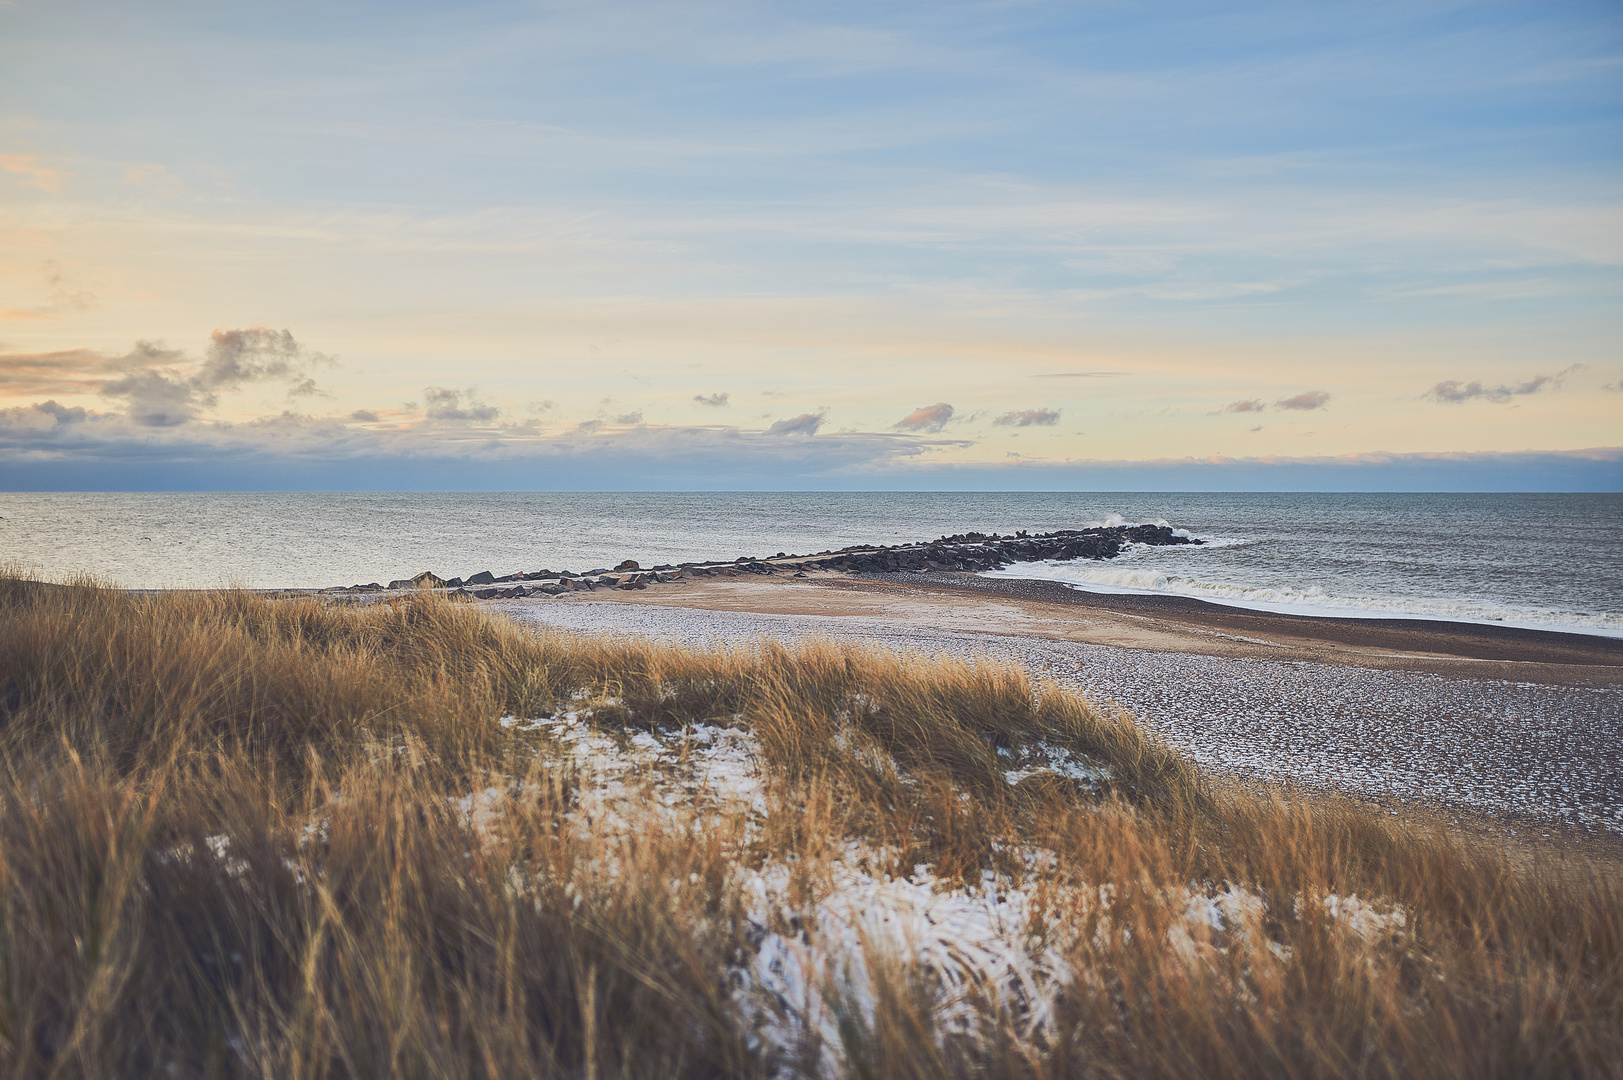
<box><xmin>495</xmin><ymin>574</ymin><xmax>1623</xmax><ymax>843</ymax></box>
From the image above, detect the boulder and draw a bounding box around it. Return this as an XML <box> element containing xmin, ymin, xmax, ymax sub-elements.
<box><xmin>466</xmin><ymin>571</ymin><xmax>497</xmax><ymax>586</ymax></box>
<box><xmin>386</xmin><ymin>579</ymin><xmax>413</xmax><ymax>591</ymax></box>
<box><xmin>616</xmin><ymin>559</ymin><xmax>640</xmax><ymax>571</ymax></box>
<box><xmin>411</xmin><ymin>571</ymin><xmax>446</xmax><ymax>589</ymax></box>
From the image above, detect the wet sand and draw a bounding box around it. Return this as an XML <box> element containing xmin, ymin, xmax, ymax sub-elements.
<box><xmin>489</xmin><ymin>570</ymin><xmax>1623</xmax><ymax>853</ymax></box>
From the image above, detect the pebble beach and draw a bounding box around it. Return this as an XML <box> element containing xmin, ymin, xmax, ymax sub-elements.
<box><xmin>497</xmin><ymin>586</ymin><xmax>1623</xmax><ymax>841</ymax></box>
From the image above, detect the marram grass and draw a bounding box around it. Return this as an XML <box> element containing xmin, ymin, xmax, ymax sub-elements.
<box><xmin>0</xmin><ymin>575</ymin><xmax>1617</xmax><ymax>1078</ymax></box>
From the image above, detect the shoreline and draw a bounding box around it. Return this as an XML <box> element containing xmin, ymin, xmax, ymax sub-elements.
<box><xmin>501</xmin><ymin>568</ymin><xmax>1623</xmax><ymax>683</ymax></box>
<box><xmin>481</xmin><ymin>571</ymin><xmax>1623</xmax><ymax>854</ymax></box>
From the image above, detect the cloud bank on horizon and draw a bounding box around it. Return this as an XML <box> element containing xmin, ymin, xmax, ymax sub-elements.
<box><xmin>0</xmin><ymin>0</ymin><xmax>1618</xmax><ymax>490</ymax></box>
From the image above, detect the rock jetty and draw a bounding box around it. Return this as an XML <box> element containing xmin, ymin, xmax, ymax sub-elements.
<box><xmin>324</xmin><ymin>524</ymin><xmax>1201</xmax><ymax>600</ymax></box>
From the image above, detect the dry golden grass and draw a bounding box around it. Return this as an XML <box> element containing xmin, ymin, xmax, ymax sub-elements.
<box><xmin>0</xmin><ymin>575</ymin><xmax>1618</xmax><ymax>1078</ymax></box>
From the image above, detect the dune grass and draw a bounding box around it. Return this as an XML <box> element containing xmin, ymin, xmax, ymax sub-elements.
<box><xmin>0</xmin><ymin>575</ymin><xmax>1618</xmax><ymax>1078</ymax></box>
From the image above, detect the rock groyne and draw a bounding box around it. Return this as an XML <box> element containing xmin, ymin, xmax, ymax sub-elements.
<box><xmin>329</xmin><ymin>524</ymin><xmax>1201</xmax><ymax>600</ymax></box>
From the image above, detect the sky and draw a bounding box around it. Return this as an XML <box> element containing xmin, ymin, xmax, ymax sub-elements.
<box><xmin>1</xmin><ymin>0</ymin><xmax>1619</xmax><ymax>490</ymax></box>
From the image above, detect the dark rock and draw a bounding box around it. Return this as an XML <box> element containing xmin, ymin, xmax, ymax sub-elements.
<box><xmin>616</xmin><ymin>559</ymin><xmax>640</xmax><ymax>571</ymax></box>
<box><xmin>467</xmin><ymin>571</ymin><xmax>497</xmax><ymax>586</ymax></box>
<box><xmin>412</xmin><ymin>571</ymin><xmax>447</xmax><ymax>589</ymax></box>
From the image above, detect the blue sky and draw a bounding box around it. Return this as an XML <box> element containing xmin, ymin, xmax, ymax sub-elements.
<box><xmin>1</xmin><ymin>0</ymin><xmax>1619</xmax><ymax>489</ymax></box>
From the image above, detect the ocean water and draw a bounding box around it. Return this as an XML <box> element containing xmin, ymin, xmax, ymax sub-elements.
<box><xmin>1</xmin><ymin>492</ymin><xmax>1619</xmax><ymax>638</ymax></box>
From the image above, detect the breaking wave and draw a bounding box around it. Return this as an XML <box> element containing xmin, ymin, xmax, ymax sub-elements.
<box><xmin>985</xmin><ymin>540</ymin><xmax>1623</xmax><ymax>639</ymax></box>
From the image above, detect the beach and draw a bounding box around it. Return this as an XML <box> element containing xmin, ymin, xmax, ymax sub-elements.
<box><xmin>490</xmin><ymin>569</ymin><xmax>1623</xmax><ymax>848</ymax></box>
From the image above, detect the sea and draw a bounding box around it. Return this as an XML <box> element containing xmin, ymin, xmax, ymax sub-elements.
<box><xmin>2</xmin><ymin>492</ymin><xmax>1620</xmax><ymax>638</ymax></box>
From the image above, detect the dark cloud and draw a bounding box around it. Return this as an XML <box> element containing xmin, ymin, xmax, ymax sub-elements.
<box><xmin>0</xmin><ymin>403</ymin><xmax>964</xmax><ymax>490</ymax></box>
<box><xmin>894</xmin><ymin>402</ymin><xmax>954</xmax><ymax>433</ymax></box>
<box><xmin>2</xmin><ymin>413</ymin><xmax>1613</xmax><ymax>494</ymax></box>
<box><xmin>350</xmin><ymin>409</ymin><xmax>379</xmax><ymax>422</ymax></box>
<box><xmin>1223</xmin><ymin>399</ymin><xmax>1265</xmax><ymax>413</ymax></box>
<box><xmin>100</xmin><ymin>356</ymin><xmax>197</xmax><ymax>426</ymax></box>
<box><xmin>4</xmin><ymin>329</ymin><xmax>334</xmax><ymax>428</ymax></box>
<box><xmin>199</xmin><ymin>328</ymin><xmax>310</xmax><ymax>388</ymax></box>
<box><xmin>1275</xmin><ymin>390</ymin><xmax>1331</xmax><ymax>411</ymax></box>
<box><xmin>993</xmin><ymin>408</ymin><xmax>1061</xmax><ymax>427</ymax></box>
<box><xmin>1423</xmin><ymin>366</ymin><xmax>1580</xmax><ymax>404</ymax></box>
<box><xmin>693</xmin><ymin>392</ymin><xmax>729</xmax><ymax>407</ymax></box>
<box><xmin>423</xmin><ymin>386</ymin><xmax>501</xmax><ymax>423</ymax></box>
<box><xmin>768</xmin><ymin>412</ymin><xmax>825</xmax><ymax>436</ymax></box>
<box><xmin>0</xmin><ymin>399</ymin><xmax>91</xmax><ymax>433</ymax></box>
<box><xmin>613</xmin><ymin>411</ymin><xmax>644</xmax><ymax>425</ymax></box>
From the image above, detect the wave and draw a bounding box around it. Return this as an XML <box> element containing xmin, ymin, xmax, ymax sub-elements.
<box><xmin>984</xmin><ymin>549</ymin><xmax>1623</xmax><ymax>639</ymax></box>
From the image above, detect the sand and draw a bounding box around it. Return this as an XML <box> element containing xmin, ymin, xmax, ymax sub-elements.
<box><xmin>485</xmin><ymin>570</ymin><xmax>1623</xmax><ymax>849</ymax></box>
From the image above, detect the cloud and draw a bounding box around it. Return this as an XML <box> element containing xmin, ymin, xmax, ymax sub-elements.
<box><xmin>0</xmin><ymin>347</ymin><xmax>131</xmax><ymax>397</ymax></box>
<box><xmin>2</xmin><ymin>400</ymin><xmax>1613</xmax><ymax>493</ymax></box>
<box><xmin>0</xmin><ymin>153</ymin><xmax>64</xmax><ymax>193</ymax></box>
<box><xmin>1275</xmin><ymin>390</ymin><xmax>1331</xmax><ymax>411</ymax></box>
<box><xmin>42</xmin><ymin>260</ymin><xmax>95</xmax><ymax>312</ymax></box>
<box><xmin>993</xmin><ymin>408</ymin><xmax>1061</xmax><ymax>427</ymax></box>
<box><xmin>100</xmin><ymin>364</ymin><xmax>198</xmax><ymax>427</ymax></box>
<box><xmin>1423</xmin><ymin>365</ymin><xmax>1581</xmax><ymax>404</ymax></box>
<box><xmin>0</xmin><ymin>400</ymin><xmax>91</xmax><ymax>435</ymax></box>
<box><xmin>893</xmin><ymin>402</ymin><xmax>954</xmax><ymax>433</ymax></box>
<box><xmin>350</xmin><ymin>409</ymin><xmax>379</xmax><ymax>422</ymax></box>
<box><xmin>3</xmin><ymin>329</ymin><xmax>337</xmax><ymax>428</ymax></box>
<box><xmin>1032</xmin><ymin>371</ymin><xmax>1123</xmax><ymax>379</ymax></box>
<box><xmin>613</xmin><ymin>410</ymin><xmax>644</xmax><ymax>425</ymax></box>
<box><xmin>0</xmin><ymin>399</ymin><xmax>968</xmax><ymax>490</ymax></box>
<box><xmin>768</xmin><ymin>412</ymin><xmax>825</xmax><ymax>436</ymax></box>
<box><xmin>422</xmin><ymin>386</ymin><xmax>501</xmax><ymax>423</ymax></box>
<box><xmin>1215</xmin><ymin>392</ymin><xmax>1327</xmax><ymax>415</ymax></box>
<box><xmin>693</xmin><ymin>392</ymin><xmax>730</xmax><ymax>407</ymax></box>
